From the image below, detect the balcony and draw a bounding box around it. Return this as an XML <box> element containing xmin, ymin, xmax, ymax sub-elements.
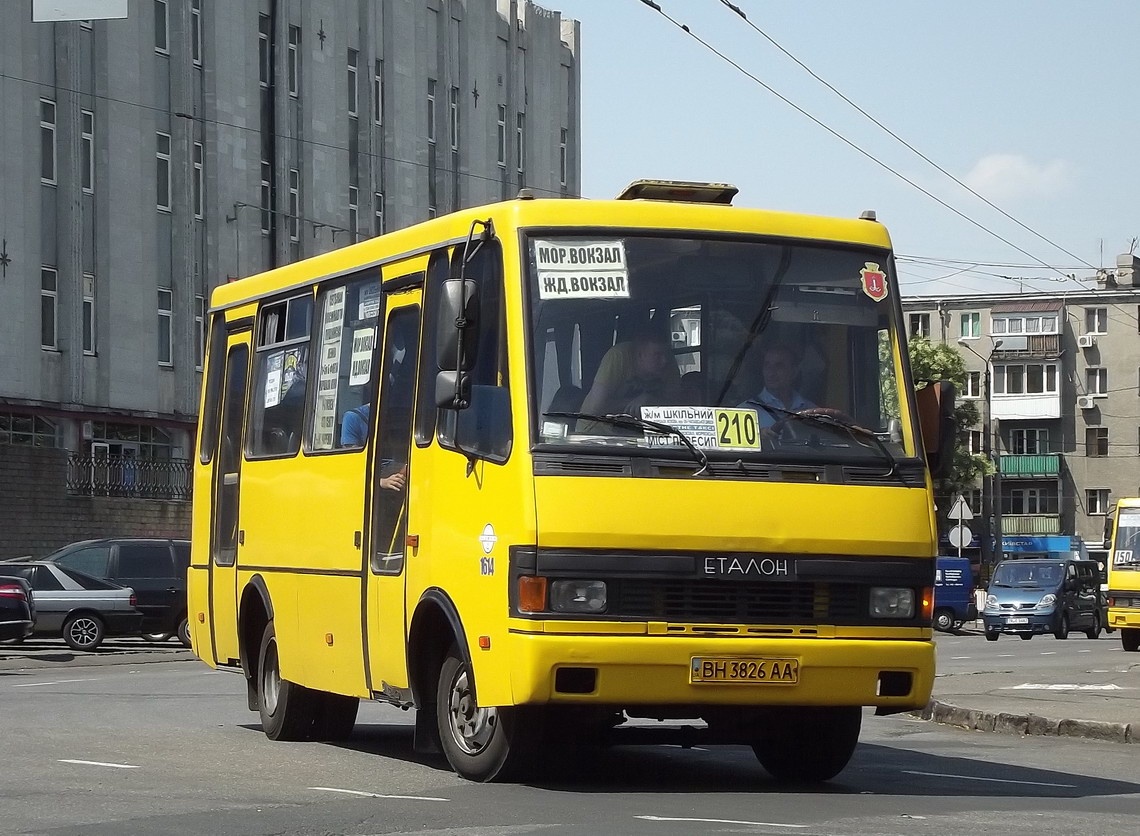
<box><xmin>1002</xmin><ymin>514</ymin><xmax>1061</xmax><ymax>535</ymax></box>
<box><xmin>991</xmin><ymin>334</ymin><xmax>1061</xmax><ymax>360</ymax></box>
<box><xmin>999</xmin><ymin>454</ymin><xmax>1060</xmax><ymax>479</ymax></box>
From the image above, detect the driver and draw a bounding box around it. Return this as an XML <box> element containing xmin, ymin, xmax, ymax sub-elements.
<box><xmin>739</xmin><ymin>343</ymin><xmax>814</xmax><ymax>428</ymax></box>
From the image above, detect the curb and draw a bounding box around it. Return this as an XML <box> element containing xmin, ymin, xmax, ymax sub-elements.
<box><xmin>914</xmin><ymin>699</ymin><xmax>1135</xmax><ymax>744</ymax></box>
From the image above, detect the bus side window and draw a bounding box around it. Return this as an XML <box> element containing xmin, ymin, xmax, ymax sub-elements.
<box><xmin>414</xmin><ymin>248</ymin><xmax>451</xmax><ymax>447</ymax></box>
<box><xmin>247</xmin><ymin>294</ymin><xmax>313</xmax><ymax>458</ymax></box>
<box><xmin>438</xmin><ymin>240</ymin><xmax>511</xmax><ymax>462</ymax></box>
<box><xmin>199</xmin><ymin>313</ymin><xmax>227</xmax><ymax>464</ymax></box>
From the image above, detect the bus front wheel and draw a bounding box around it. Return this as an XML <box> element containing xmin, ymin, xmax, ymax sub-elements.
<box><xmin>751</xmin><ymin>706</ymin><xmax>861</xmax><ymax>782</ymax></box>
<box><xmin>256</xmin><ymin>621</ymin><xmax>316</xmax><ymax>741</ymax></box>
<box><xmin>435</xmin><ymin>646</ymin><xmax>540</xmax><ymax>782</ymax></box>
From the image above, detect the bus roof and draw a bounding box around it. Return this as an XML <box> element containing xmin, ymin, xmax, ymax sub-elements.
<box><xmin>210</xmin><ymin>195</ymin><xmax>895</xmax><ymax>312</ymax></box>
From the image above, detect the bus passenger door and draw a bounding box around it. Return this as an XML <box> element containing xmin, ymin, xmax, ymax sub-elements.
<box><xmin>365</xmin><ymin>293</ymin><xmax>421</xmax><ymax>693</ymax></box>
<box><xmin>209</xmin><ymin>330</ymin><xmax>251</xmax><ymax>665</ymax></box>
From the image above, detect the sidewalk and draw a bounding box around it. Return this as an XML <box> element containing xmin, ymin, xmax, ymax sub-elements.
<box><xmin>919</xmin><ymin>623</ymin><xmax>1139</xmax><ymax>744</ymax></box>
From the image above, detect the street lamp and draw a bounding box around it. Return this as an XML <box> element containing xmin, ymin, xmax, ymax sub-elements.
<box><xmin>957</xmin><ymin>337</ymin><xmax>1004</xmax><ymax>579</ymax></box>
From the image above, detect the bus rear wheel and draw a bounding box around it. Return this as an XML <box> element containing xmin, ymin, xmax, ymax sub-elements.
<box><xmin>435</xmin><ymin>646</ymin><xmax>540</xmax><ymax>782</ymax></box>
<box><xmin>256</xmin><ymin>621</ymin><xmax>316</xmax><ymax>741</ymax></box>
<box><xmin>310</xmin><ymin>692</ymin><xmax>359</xmax><ymax>741</ymax></box>
<box><xmin>751</xmin><ymin>706</ymin><xmax>861</xmax><ymax>782</ymax></box>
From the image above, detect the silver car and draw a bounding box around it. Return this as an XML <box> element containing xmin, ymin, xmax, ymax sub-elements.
<box><xmin>0</xmin><ymin>562</ymin><xmax>143</xmax><ymax>651</ymax></box>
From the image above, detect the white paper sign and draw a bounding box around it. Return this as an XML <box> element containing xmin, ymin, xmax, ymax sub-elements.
<box><xmin>359</xmin><ymin>283</ymin><xmax>381</xmax><ymax>320</ymax></box>
<box><xmin>263</xmin><ymin>352</ymin><xmax>284</xmax><ymax>408</ymax></box>
<box><xmin>312</xmin><ymin>288</ymin><xmax>346</xmax><ymax>450</ymax></box>
<box><xmin>534</xmin><ymin>239</ymin><xmax>629</xmax><ymax>300</ymax></box>
<box><xmin>348</xmin><ymin>327</ymin><xmax>376</xmax><ymax>386</ymax></box>
<box><xmin>639</xmin><ymin>406</ymin><xmax>761</xmax><ymax>450</ymax></box>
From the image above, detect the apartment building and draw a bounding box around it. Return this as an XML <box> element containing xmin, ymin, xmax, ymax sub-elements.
<box><xmin>902</xmin><ymin>260</ymin><xmax>1140</xmax><ymax>565</ymax></box>
<box><xmin>0</xmin><ymin>0</ymin><xmax>580</xmax><ymax>556</ymax></box>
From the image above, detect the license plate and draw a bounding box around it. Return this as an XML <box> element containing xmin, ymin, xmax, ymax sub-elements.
<box><xmin>690</xmin><ymin>657</ymin><xmax>799</xmax><ymax>684</ymax></box>
<box><xmin>1006</xmin><ymin>617</ymin><xmax>1029</xmax><ymax>624</ymax></box>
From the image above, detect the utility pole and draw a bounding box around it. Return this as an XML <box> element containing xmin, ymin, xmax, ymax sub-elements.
<box><xmin>958</xmin><ymin>338</ymin><xmax>1004</xmax><ymax>581</ymax></box>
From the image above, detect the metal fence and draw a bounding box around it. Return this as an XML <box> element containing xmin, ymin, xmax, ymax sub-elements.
<box><xmin>66</xmin><ymin>454</ymin><xmax>193</xmax><ymax>501</ymax></box>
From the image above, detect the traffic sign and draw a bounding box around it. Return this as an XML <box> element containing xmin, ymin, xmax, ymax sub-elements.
<box><xmin>947</xmin><ymin>494</ymin><xmax>974</xmax><ymax>521</ymax></box>
<box><xmin>948</xmin><ymin>525</ymin><xmax>974</xmax><ymax>549</ymax></box>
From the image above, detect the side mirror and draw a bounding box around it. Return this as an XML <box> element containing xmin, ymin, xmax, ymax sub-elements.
<box><xmin>915</xmin><ymin>380</ymin><xmax>956</xmax><ymax>480</ymax></box>
<box><xmin>435</xmin><ymin>370</ymin><xmax>471</xmax><ymax>409</ymax></box>
<box><xmin>436</xmin><ymin>279</ymin><xmax>479</xmax><ymax>373</ymax></box>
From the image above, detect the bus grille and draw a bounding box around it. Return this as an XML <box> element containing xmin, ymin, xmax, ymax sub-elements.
<box><xmin>609</xmin><ymin>580</ymin><xmax>864</xmax><ymax>624</ymax></box>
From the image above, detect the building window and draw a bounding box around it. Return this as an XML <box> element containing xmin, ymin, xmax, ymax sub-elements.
<box><xmin>992</xmin><ymin>314</ymin><xmax>1057</xmax><ymax>335</ymax></box>
<box><xmin>496</xmin><ymin>105</ymin><xmax>507</xmax><ymax>167</ymax></box>
<box><xmin>964</xmin><ymin>371</ymin><xmax>982</xmax><ymax>399</ymax></box>
<box><xmin>192</xmin><ymin>142</ymin><xmax>204</xmax><ymax>219</ymax></box>
<box><xmin>1087</xmin><ymin>489</ymin><xmax>1109</xmax><ymax>515</ymax></box>
<box><xmin>40</xmin><ymin>99</ymin><xmax>56</xmax><ymax>185</ymax></box>
<box><xmin>191</xmin><ymin>0</ymin><xmax>202</xmax><ymax>65</ymax></box>
<box><xmin>373</xmin><ymin>60</ymin><xmax>383</xmax><ymax>125</ymax></box>
<box><xmin>154</xmin><ymin>0</ymin><xmax>168</xmax><ymax>54</ymax></box>
<box><xmin>1009</xmin><ymin>488</ymin><xmax>1047</xmax><ymax>515</ymax></box>
<box><xmin>966</xmin><ymin>429</ymin><xmax>983</xmax><ymax>454</ymax></box>
<box><xmin>993</xmin><ymin>363</ymin><xmax>1058</xmax><ymax>395</ymax></box>
<box><xmin>959</xmin><ymin>312</ymin><xmax>980</xmax><ymax>339</ymax></box>
<box><xmin>0</xmin><ymin>412</ymin><xmax>59</xmax><ymax>448</ymax></box>
<box><xmin>347</xmin><ymin>49</ymin><xmax>358</xmax><ymax>117</ymax></box>
<box><xmin>258</xmin><ymin>15</ymin><xmax>270</xmax><ymax>87</ymax></box>
<box><xmin>156</xmin><ymin>132</ymin><xmax>171</xmax><ymax>211</ymax></box>
<box><xmin>287</xmin><ymin>26</ymin><xmax>300</xmax><ymax>96</ymax></box>
<box><xmin>516</xmin><ymin>112</ymin><xmax>525</xmax><ymax>175</ymax></box>
<box><xmin>41</xmin><ymin>267</ymin><xmax>58</xmax><ymax>349</ymax></box>
<box><xmin>80</xmin><ymin>110</ymin><xmax>94</xmax><ymax>193</ymax></box>
<box><xmin>1086</xmin><ymin>427</ymin><xmax>1108</xmax><ymax>458</ymax></box>
<box><xmin>967</xmin><ymin>488</ymin><xmax>983</xmax><ymax>515</ymax></box>
<box><xmin>83</xmin><ymin>273</ymin><xmax>96</xmax><ymax>355</ymax></box>
<box><xmin>427</xmin><ymin>79</ymin><xmax>437</xmax><ymax>143</ymax></box>
<box><xmin>260</xmin><ymin>160</ymin><xmax>272</xmax><ymax>233</ymax></box>
<box><xmin>288</xmin><ymin>168</ymin><xmax>299</xmax><ymax>241</ymax></box>
<box><xmin>348</xmin><ymin>185</ymin><xmax>358</xmax><ymax>242</ymax></box>
<box><xmin>559</xmin><ymin>127</ymin><xmax>568</xmax><ymax>186</ymax></box>
<box><xmin>373</xmin><ymin>191</ymin><xmax>384</xmax><ymax>236</ymax></box>
<box><xmin>909</xmin><ymin>312</ymin><xmax>930</xmax><ymax>339</ymax></box>
<box><xmin>195</xmin><ymin>295</ymin><xmax>205</xmax><ymax>370</ymax></box>
<box><xmin>1010</xmin><ymin>428</ymin><xmax>1048</xmax><ymax>455</ymax></box>
<box><xmin>1086</xmin><ymin>367</ymin><xmax>1107</xmax><ymax>397</ymax></box>
<box><xmin>449</xmin><ymin>86</ymin><xmax>459</xmax><ymax>150</ymax></box>
<box><xmin>158</xmin><ymin>289</ymin><xmax>173</xmax><ymax>365</ymax></box>
<box><xmin>1085</xmin><ymin>307</ymin><xmax>1108</xmax><ymax>335</ymax></box>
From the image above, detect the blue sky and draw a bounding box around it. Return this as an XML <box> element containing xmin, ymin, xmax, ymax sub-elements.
<box><xmin>550</xmin><ymin>1</ymin><xmax>1140</xmax><ymax>298</ymax></box>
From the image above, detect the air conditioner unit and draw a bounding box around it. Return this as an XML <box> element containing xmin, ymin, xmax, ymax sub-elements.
<box><xmin>1077</xmin><ymin>395</ymin><xmax>1096</xmax><ymax>410</ymax></box>
<box><xmin>1077</xmin><ymin>334</ymin><xmax>1096</xmax><ymax>349</ymax></box>
<box><xmin>671</xmin><ymin>330</ymin><xmax>686</xmax><ymax>343</ymax></box>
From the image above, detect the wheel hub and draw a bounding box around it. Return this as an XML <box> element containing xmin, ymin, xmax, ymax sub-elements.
<box><xmin>446</xmin><ymin>667</ymin><xmax>497</xmax><ymax>755</ymax></box>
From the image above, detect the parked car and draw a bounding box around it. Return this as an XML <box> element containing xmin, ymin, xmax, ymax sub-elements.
<box><xmin>982</xmin><ymin>558</ymin><xmax>1103</xmax><ymax>641</ymax></box>
<box><xmin>0</xmin><ymin>562</ymin><xmax>143</xmax><ymax>651</ymax></box>
<box><xmin>0</xmin><ymin>575</ymin><xmax>36</xmax><ymax>642</ymax></box>
<box><xmin>41</xmin><ymin>538</ymin><xmax>190</xmax><ymax>646</ymax></box>
<box><xmin>933</xmin><ymin>556</ymin><xmax>976</xmax><ymax>632</ymax></box>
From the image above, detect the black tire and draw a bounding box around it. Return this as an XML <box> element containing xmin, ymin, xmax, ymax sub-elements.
<box><xmin>1084</xmin><ymin>612</ymin><xmax>1101</xmax><ymax>640</ymax></box>
<box><xmin>176</xmin><ymin>615</ymin><xmax>192</xmax><ymax>648</ymax></box>
<box><xmin>751</xmin><ymin>706</ymin><xmax>861</xmax><ymax>782</ymax></box>
<box><xmin>142</xmin><ymin>631</ymin><xmax>173</xmax><ymax>643</ymax></box>
<box><xmin>985</xmin><ymin>632</ymin><xmax>999</xmax><ymax>642</ymax></box>
<box><xmin>1122</xmin><ymin>628</ymin><xmax>1140</xmax><ymax>653</ymax></box>
<box><xmin>435</xmin><ymin>646</ymin><xmax>540</xmax><ymax>782</ymax></box>
<box><xmin>63</xmin><ymin>613</ymin><xmax>105</xmax><ymax>651</ymax></box>
<box><xmin>1053</xmin><ymin>612</ymin><xmax>1070</xmax><ymax>640</ymax></box>
<box><xmin>932</xmin><ymin>609</ymin><xmax>953</xmax><ymax>632</ymax></box>
<box><xmin>256</xmin><ymin>621</ymin><xmax>316</xmax><ymax>741</ymax></box>
<box><xmin>1019</xmin><ymin>633</ymin><xmax>1033</xmax><ymax>640</ymax></box>
<box><xmin>310</xmin><ymin>691</ymin><xmax>360</xmax><ymax>741</ymax></box>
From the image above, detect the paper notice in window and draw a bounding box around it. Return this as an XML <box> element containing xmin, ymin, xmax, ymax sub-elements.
<box><xmin>348</xmin><ymin>327</ymin><xmax>376</xmax><ymax>386</ymax></box>
<box><xmin>534</xmin><ymin>239</ymin><xmax>629</xmax><ymax>300</ymax></box>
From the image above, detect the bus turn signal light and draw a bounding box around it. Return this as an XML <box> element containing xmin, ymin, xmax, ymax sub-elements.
<box><xmin>518</xmin><ymin>576</ymin><xmax>548</xmax><ymax>613</ymax></box>
<box><xmin>922</xmin><ymin>588</ymin><xmax>934</xmax><ymax>621</ymax></box>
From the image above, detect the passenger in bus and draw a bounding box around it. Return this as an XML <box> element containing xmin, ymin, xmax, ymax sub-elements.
<box><xmin>739</xmin><ymin>343</ymin><xmax>815</xmax><ymax>428</ymax></box>
<box><xmin>580</xmin><ymin>331</ymin><xmax>681</xmax><ymax>418</ymax></box>
<box><xmin>339</xmin><ymin>403</ymin><xmax>407</xmax><ymax>492</ymax></box>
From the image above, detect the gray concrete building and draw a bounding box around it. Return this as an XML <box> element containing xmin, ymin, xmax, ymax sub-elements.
<box><xmin>0</xmin><ymin>0</ymin><xmax>580</xmax><ymax>556</ymax></box>
<box><xmin>902</xmin><ymin>260</ymin><xmax>1140</xmax><ymax>565</ymax></box>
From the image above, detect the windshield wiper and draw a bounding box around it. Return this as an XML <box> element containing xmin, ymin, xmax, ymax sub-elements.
<box><xmin>756</xmin><ymin>403</ymin><xmax>899</xmax><ymax>479</ymax></box>
<box><xmin>544</xmin><ymin>411</ymin><xmax>709</xmax><ymax>476</ymax></box>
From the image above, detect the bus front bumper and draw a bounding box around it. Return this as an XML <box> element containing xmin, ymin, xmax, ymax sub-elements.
<box><xmin>505</xmin><ymin>629</ymin><xmax>934</xmax><ymax>712</ymax></box>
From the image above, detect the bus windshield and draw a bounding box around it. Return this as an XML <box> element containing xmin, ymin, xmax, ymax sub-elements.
<box><xmin>526</xmin><ymin>233</ymin><xmax>913</xmax><ymax>465</ymax></box>
<box><xmin>1113</xmin><ymin>509</ymin><xmax>1140</xmax><ymax>569</ymax></box>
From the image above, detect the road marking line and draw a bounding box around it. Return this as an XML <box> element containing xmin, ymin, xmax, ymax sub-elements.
<box><xmin>951</xmin><ymin>656</ymin><xmax>970</xmax><ymax>660</ymax></box>
<box><xmin>308</xmin><ymin>787</ymin><xmax>449</xmax><ymax>802</ymax></box>
<box><xmin>997</xmin><ymin>654</ymin><xmax>1014</xmax><ymax>658</ymax></box>
<box><xmin>59</xmin><ymin>759</ymin><xmax>139</xmax><ymax>769</ymax></box>
<box><xmin>1001</xmin><ymin>683</ymin><xmax>1127</xmax><ymax>691</ymax></box>
<box><xmin>902</xmin><ymin>770</ymin><xmax>1076</xmax><ymax>789</ymax></box>
<box><xmin>1078</xmin><ymin>650</ymin><xmax>1092</xmax><ymax>653</ymax></box>
<box><xmin>14</xmin><ymin>678</ymin><xmax>97</xmax><ymax>688</ymax></box>
<box><xmin>1040</xmin><ymin>652</ymin><xmax>1056</xmax><ymax>656</ymax></box>
<box><xmin>636</xmin><ymin>816</ymin><xmax>806</xmax><ymax>828</ymax></box>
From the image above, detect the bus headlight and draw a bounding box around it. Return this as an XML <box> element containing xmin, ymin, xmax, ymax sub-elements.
<box><xmin>549</xmin><ymin>580</ymin><xmax>607</xmax><ymax>614</ymax></box>
<box><xmin>870</xmin><ymin>587</ymin><xmax>915</xmax><ymax>618</ymax></box>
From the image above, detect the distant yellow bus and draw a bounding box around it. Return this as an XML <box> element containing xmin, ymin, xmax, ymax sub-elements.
<box><xmin>189</xmin><ymin>181</ymin><xmax>955</xmax><ymax>782</ymax></box>
<box><xmin>1105</xmin><ymin>498</ymin><xmax>1140</xmax><ymax>651</ymax></box>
